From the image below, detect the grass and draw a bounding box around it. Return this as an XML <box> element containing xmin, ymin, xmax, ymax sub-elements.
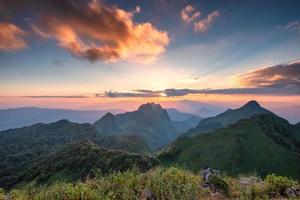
<box><xmin>1</xmin><ymin>167</ymin><xmax>299</xmax><ymax>200</ymax></box>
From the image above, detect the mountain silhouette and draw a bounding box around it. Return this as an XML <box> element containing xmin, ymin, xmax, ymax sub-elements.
<box><xmin>94</xmin><ymin>103</ymin><xmax>180</xmax><ymax>150</ymax></box>
<box><xmin>184</xmin><ymin>100</ymin><xmax>271</xmax><ymax>137</ymax></box>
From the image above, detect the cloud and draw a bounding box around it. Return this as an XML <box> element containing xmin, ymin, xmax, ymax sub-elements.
<box><xmin>0</xmin><ymin>22</ymin><xmax>27</xmax><ymax>51</ymax></box>
<box><xmin>194</xmin><ymin>11</ymin><xmax>220</xmax><ymax>32</ymax></box>
<box><xmin>99</xmin><ymin>60</ymin><xmax>300</xmax><ymax>97</ymax></box>
<box><xmin>102</xmin><ymin>90</ymin><xmax>162</xmax><ymax>98</ymax></box>
<box><xmin>237</xmin><ymin>60</ymin><xmax>300</xmax><ymax>94</ymax></box>
<box><xmin>181</xmin><ymin>5</ymin><xmax>201</xmax><ymax>23</ymax></box>
<box><xmin>4</xmin><ymin>0</ymin><xmax>169</xmax><ymax>64</ymax></box>
<box><xmin>22</xmin><ymin>95</ymin><xmax>89</xmax><ymax>98</ymax></box>
<box><xmin>284</xmin><ymin>21</ymin><xmax>300</xmax><ymax>33</ymax></box>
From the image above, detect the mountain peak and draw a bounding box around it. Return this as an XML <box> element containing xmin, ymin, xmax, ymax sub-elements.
<box><xmin>102</xmin><ymin>112</ymin><xmax>115</xmax><ymax>119</ymax></box>
<box><xmin>242</xmin><ymin>100</ymin><xmax>261</xmax><ymax>108</ymax></box>
<box><xmin>51</xmin><ymin>119</ymin><xmax>71</xmax><ymax>125</ymax></box>
<box><xmin>138</xmin><ymin>103</ymin><xmax>163</xmax><ymax>112</ymax></box>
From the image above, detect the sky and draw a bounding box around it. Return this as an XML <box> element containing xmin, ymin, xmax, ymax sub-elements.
<box><xmin>0</xmin><ymin>0</ymin><xmax>300</xmax><ymax>121</ymax></box>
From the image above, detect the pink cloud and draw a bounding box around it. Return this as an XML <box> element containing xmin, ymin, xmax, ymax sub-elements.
<box><xmin>194</xmin><ymin>11</ymin><xmax>220</xmax><ymax>32</ymax></box>
<box><xmin>0</xmin><ymin>22</ymin><xmax>27</xmax><ymax>52</ymax></box>
<box><xmin>181</xmin><ymin>5</ymin><xmax>201</xmax><ymax>23</ymax></box>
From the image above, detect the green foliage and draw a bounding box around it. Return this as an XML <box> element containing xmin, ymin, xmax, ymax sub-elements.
<box><xmin>239</xmin><ymin>174</ymin><xmax>300</xmax><ymax>199</ymax></box>
<box><xmin>0</xmin><ymin>188</ymin><xmax>5</xmax><ymax>200</ymax></box>
<box><xmin>17</xmin><ymin>140</ymin><xmax>158</xmax><ymax>187</ymax></box>
<box><xmin>3</xmin><ymin>167</ymin><xmax>300</xmax><ymax>200</ymax></box>
<box><xmin>264</xmin><ymin>174</ymin><xmax>297</xmax><ymax>196</ymax></box>
<box><xmin>142</xmin><ymin>167</ymin><xmax>201</xmax><ymax>200</ymax></box>
<box><xmin>208</xmin><ymin>175</ymin><xmax>229</xmax><ymax>196</ymax></box>
<box><xmin>0</xmin><ymin>120</ymin><xmax>150</xmax><ymax>189</ymax></box>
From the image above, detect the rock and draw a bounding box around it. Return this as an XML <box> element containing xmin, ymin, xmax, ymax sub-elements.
<box><xmin>201</xmin><ymin>167</ymin><xmax>221</xmax><ymax>184</ymax></box>
<box><xmin>285</xmin><ymin>187</ymin><xmax>300</xmax><ymax>198</ymax></box>
<box><xmin>200</xmin><ymin>168</ymin><xmax>229</xmax><ymax>196</ymax></box>
<box><xmin>140</xmin><ymin>189</ymin><xmax>157</xmax><ymax>200</ymax></box>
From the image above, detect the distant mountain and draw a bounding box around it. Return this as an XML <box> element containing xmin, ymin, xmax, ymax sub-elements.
<box><xmin>166</xmin><ymin>108</ymin><xmax>203</xmax><ymax>121</ymax></box>
<box><xmin>172</xmin><ymin>116</ymin><xmax>202</xmax><ymax>133</ymax></box>
<box><xmin>94</xmin><ymin>103</ymin><xmax>180</xmax><ymax>151</ymax></box>
<box><xmin>184</xmin><ymin>100</ymin><xmax>271</xmax><ymax>137</ymax></box>
<box><xmin>166</xmin><ymin>108</ymin><xmax>203</xmax><ymax>133</ymax></box>
<box><xmin>15</xmin><ymin>140</ymin><xmax>158</xmax><ymax>187</ymax></box>
<box><xmin>0</xmin><ymin>120</ymin><xmax>149</xmax><ymax>189</ymax></box>
<box><xmin>158</xmin><ymin>113</ymin><xmax>300</xmax><ymax>178</ymax></box>
<box><xmin>0</xmin><ymin>107</ymin><xmax>124</xmax><ymax>131</ymax></box>
<box><xmin>162</xmin><ymin>100</ymin><xmax>224</xmax><ymax>117</ymax></box>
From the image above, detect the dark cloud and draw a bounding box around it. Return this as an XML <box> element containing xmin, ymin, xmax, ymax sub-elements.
<box><xmin>103</xmin><ymin>90</ymin><xmax>162</xmax><ymax>98</ymax></box>
<box><xmin>3</xmin><ymin>0</ymin><xmax>169</xmax><ymax>64</ymax></box>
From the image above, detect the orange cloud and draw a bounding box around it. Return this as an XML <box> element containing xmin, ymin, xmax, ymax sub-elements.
<box><xmin>181</xmin><ymin>5</ymin><xmax>201</xmax><ymax>23</ymax></box>
<box><xmin>29</xmin><ymin>0</ymin><xmax>169</xmax><ymax>64</ymax></box>
<box><xmin>237</xmin><ymin>60</ymin><xmax>300</xmax><ymax>88</ymax></box>
<box><xmin>0</xmin><ymin>22</ymin><xmax>27</xmax><ymax>52</ymax></box>
<box><xmin>194</xmin><ymin>11</ymin><xmax>220</xmax><ymax>32</ymax></box>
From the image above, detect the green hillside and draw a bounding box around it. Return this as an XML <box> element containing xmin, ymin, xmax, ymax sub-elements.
<box><xmin>0</xmin><ymin>120</ymin><xmax>149</xmax><ymax>189</ymax></box>
<box><xmin>158</xmin><ymin>113</ymin><xmax>300</xmax><ymax>178</ymax></box>
<box><xmin>14</xmin><ymin>140</ymin><xmax>158</xmax><ymax>187</ymax></box>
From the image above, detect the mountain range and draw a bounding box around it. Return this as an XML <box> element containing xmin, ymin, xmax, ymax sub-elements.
<box><xmin>1</xmin><ymin>100</ymin><xmax>299</xmax><ymax>189</ymax></box>
<box><xmin>0</xmin><ymin>119</ymin><xmax>149</xmax><ymax>188</ymax></box>
<box><xmin>0</xmin><ymin>103</ymin><xmax>198</xmax><ymax>188</ymax></box>
<box><xmin>0</xmin><ymin>106</ymin><xmax>201</xmax><ymax>132</ymax></box>
<box><xmin>0</xmin><ymin>107</ymin><xmax>124</xmax><ymax>131</ymax></box>
<box><xmin>94</xmin><ymin>103</ymin><xmax>190</xmax><ymax>150</ymax></box>
<box><xmin>158</xmin><ymin>113</ymin><xmax>300</xmax><ymax>178</ymax></box>
<box><xmin>184</xmin><ymin>100</ymin><xmax>271</xmax><ymax>137</ymax></box>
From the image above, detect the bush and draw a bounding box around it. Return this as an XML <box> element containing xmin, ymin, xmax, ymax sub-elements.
<box><xmin>208</xmin><ymin>175</ymin><xmax>229</xmax><ymax>196</ymax></box>
<box><xmin>0</xmin><ymin>188</ymin><xmax>5</xmax><ymax>200</ymax></box>
<box><xmin>143</xmin><ymin>167</ymin><xmax>201</xmax><ymax>200</ymax></box>
<box><xmin>265</xmin><ymin>174</ymin><xmax>296</xmax><ymax>196</ymax></box>
<box><xmin>3</xmin><ymin>168</ymin><xmax>300</xmax><ymax>200</ymax></box>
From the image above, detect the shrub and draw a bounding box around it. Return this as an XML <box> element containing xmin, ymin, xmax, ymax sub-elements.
<box><xmin>0</xmin><ymin>188</ymin><xmax>5</xmax><ymax>200</ymax></box>
<box><xmin>208</xmin><ymin>175</ymin><xmax>229</xmax><ymax>196</ymax></box>
<box><xmin>143</xmin><ymin>167</ymin><xmax>201</xmax><ymax>200</ymax></box>
<box><xmin>264</xmin><ymin>174</ymin><xmax>296</xmax><ymax>196</ymax></box>
<box><xmin>4</xmin><ymin>168</ymin><xmax>300</xmax><ymax>200</ymax></box>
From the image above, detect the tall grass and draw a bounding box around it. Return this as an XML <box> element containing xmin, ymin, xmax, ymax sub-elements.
<box><xmin>2</xmin><ymin>167</ymin><xmax>299</xmax><ymax>200</ymax></box>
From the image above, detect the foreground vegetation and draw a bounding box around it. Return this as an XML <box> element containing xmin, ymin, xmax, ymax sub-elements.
<box><xmin>1</xmin><ymin>167</ymin><xmax>299</xmax><ymax>200</ymax></box>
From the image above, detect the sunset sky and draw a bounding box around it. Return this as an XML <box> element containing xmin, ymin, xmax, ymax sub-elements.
<box><xmin>0</xmin><ymin>0</ymin><xmax>300</xmax><ymax>121</ymax></box>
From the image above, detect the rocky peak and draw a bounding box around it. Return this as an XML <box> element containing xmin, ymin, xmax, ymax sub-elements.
<box><xmin>102</xmin><ymin>112</ymin><xmax>115</xmax><ymax>119</ymax></box>
<box><xmin>242</xmin><ymin>100</ymin><xmax>261</xmax><ymax>109</ymax></box>
<box><xmin>138</xmin><ymin>103</ymin><xmax>163</xmax><ymax>113</ymax></box>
